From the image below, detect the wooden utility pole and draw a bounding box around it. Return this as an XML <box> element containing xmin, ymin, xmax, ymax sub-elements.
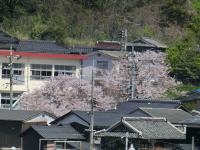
<box><xmin>192</xmin><ymin>136</ymin><xmax>195</xmax><ymax>150</ymax></box>
<box><xmin>9</xmin><ymin>44</ymin><xmax>13</xmax><ymax>110</ymax></box>
<box><xmin>125</xmin><ymin>132</ymin><xmax>129</xmax><ymax>150</ymax></box>
<box><xmin>89</xmin><ymin>69</ymin><xmax>94</xmax><ymax>150</ymax></box>
<box><xmin>121</xmin><ymin>29</ymin><xmax>127</xmax><ymax>51</ymax></box>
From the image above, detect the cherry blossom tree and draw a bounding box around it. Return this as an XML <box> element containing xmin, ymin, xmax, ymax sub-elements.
<box><xmin>20</xmin><ymin>75</ymin><xmax>116</xmax><ymax>116</ymax></box>
<box><xmin>20</xmin><ymin>50</ymin><xmax>181</xmax><ymax>116</ymax></box>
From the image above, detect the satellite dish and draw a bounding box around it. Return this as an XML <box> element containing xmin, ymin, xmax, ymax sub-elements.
<box><xmin>129</xmin><ymin>144</ymin><xmax>136</xmax><ymax>150</ymax></box>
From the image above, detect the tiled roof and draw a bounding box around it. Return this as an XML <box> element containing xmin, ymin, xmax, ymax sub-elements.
<box><xmin>95</xmin><ymin>41</ymin><xmax>121</xmax><ymax>50</ymax></box>
<box><xmin>87</xmin><ymin>50</ymin><xmax>126</xmax><ymax>59</ymax></box>
<box><xmin>0</xmin><ymin>31</ymin><xmax>18</xmax><ymax>49</ymax></box>
<box><xmin>73</xmin><ymin>111</ymin><xmax>124</xmax><ymax>128</ymax></box>
<box><xmin>0</xmin><ymin>109</ymin><xmax>55</xmax><ymax>122</ymax></box>
<box><xmin>116</xmin><ymin>99</ymin><xmax>182</xmax><ymax>114</ymax></box>
<box><xmin>16</xmin><ymin>40</ymin><xmax>68</xmax><ymax>54</ymax></box>
<box><xmin>67</xmin><ymin>47</ymin><xmax>94</xmax><ymax>54</ymax></box>
<box><xmin>133</xmin><ymin>37</ymin><xmax>167</xmax><ymax>48</ymax></box>
<box><xmin>96</xmin><ymin>117</ymin><xmax>185</xmax><ymax>140</ymax></box>
<box><xmin>179</xmin><ymin>115</ymin><xmax>200</xmax><ymax>127</ymax></box>
<box><xmin>138</xmin><ymin>108</ymin><xmax>192</xmax><ymax>123</ymax></box>
<box><xmin>124</xmin><ymin>117</ymin><xmax>185</xmax><ymax>139</ymax></box>
<box><xmin>24</xmin><ymin>125</ymin><xmax>85</xmax><ymax>140</ymax></box>
<box><xmin>179</xmin><ymin>89</ymin><xmax>200</xmax><ymax>102</ymax></box>
<box><xmin>51</xmin><ymin>110</ymin><xmax>126</xmax><ymax>128</ymax></box>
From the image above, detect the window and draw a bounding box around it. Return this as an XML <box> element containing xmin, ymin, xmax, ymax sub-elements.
<box><xmin>54</xmin><ymin>65</ymin><xmax>76</xmax><ymax>76</ymax></box>
<box><xmin>31</xmin><ymin>64</ymin><xmax>52</xmax><ymax>80</ymax></box>
<box><xmin>0</xmin><ymin>93</ymin><xmax>22</xmax><ymax>108</ymax></box>
<box><xmin>96</xmin><ymin>61</ymin><xmax>108</xmax><ymax>69</ymax></box>
<box><xmin>140</xmin><ymin>143</ymin><xmax>152</xmax><ymax>150</ymax></box>
<box><xmin>2</xmin><ymin>63</ymin><xmax>25</xmax><ymax>79</ymax></box>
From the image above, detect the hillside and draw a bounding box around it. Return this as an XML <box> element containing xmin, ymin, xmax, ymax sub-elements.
<box><xmin>0</xmin><ymin>0</ymin><xmax>200</xmax><ymax>97</ymax></box>
<box><xmin>0</xmin><ymin>0</ymin><xmax>196</xmax><ymax>45</ymax></box>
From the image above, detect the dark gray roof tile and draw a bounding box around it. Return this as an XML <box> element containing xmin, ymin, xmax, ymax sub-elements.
<box><xmin>0</xmin><ymin>109</ymin><xmax>54</xmax><ymax>122</ymax></box>
<box><xmin>116</xmin><ymin>99</ymin><xmax>182</xmax><ymax>113</ymax></box>
<box><xmin>138</xmin><ymin>108</ymin><xmax>192</xmax><ymax>123</ymax></box>
<box><xmin>31</xmin><ymin>125</ymin><xmax>85</xmax><ymax>139</ymax></box>
<box><xmin>16</xmin><ymin>40</ymin><xmax>68</xmax><ymax>54</ymax></box>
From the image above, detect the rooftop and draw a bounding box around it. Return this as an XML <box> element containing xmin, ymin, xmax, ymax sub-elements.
<box><xmin>21</xmin><ymin>125</ymin><xmax>85</xmax><ymax>140</ymax></box>
<box><xmin>116</xmin><ymin>99</ymin><xmax>182</xmax><ymax>114</ymax></box>
<box><xmin>137</xmin><ymin>108</ymin><xmax>192</xmax><ymax>123</ymax></box>
<box><xmin>179</xmin><ymin>115</ymin><xmax>200</xmax><ymax>127</ymax></box>
<box><xmin>96</xmin><ymin>117</ymin><xmax>185</xmax><ymax>140</ymax></box>
<box><xmin>133</xmin><ymin>37</ymin><xmax>167</xmax><ymax>49</ymax></box>
<box><xmin>0</xmin><ymin>109</ymin><xmax>55</xmax><ymax>122</ymax></box>
<box><xmin>95</xmin><ymin>41</ymin><xmax>121</xmax><ymax>51</ymax></box>
<box><xmin>16</xmin><ymin>40</ymin><xmax>68</xmax><ymax>54</ymax></box>
<box><xmin>52</xmin><ymin>110</ymin><xmax>126</xmax><ymax>128</ymax></box>
<box><xmin>87</xmin><ymin>50</ymin><xmax>126</xmax><ymax>59</ymax></box>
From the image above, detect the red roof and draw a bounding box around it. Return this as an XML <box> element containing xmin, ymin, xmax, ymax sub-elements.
<box><xmin>0</xmin><ymin>50</ymin><xmax>86</xmax><ymax>60</ymax></box>
<box><xmin>95</xmin><ymin>41</ymin><xmax>121</xmax><ymax>50</ymax></box>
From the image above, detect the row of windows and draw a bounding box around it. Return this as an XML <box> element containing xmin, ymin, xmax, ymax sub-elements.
<box><xmin>0</xmin><ymin>93</ymin><xmax>22</xmax><ymax>108</ymax></box>
<box><xmin>1</xmin><ymin>63</ymin><xmax>76</xmax><ymax>81</ymax></box>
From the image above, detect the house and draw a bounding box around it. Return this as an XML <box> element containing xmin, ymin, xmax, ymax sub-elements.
<box><xmin>179</xmin><ymin>89</ymin><xmax>200</xmax><ymax>111</ymax></box>
<box><xmin>95</xmin><ymin>117</ymin><xmax>186</xmax><ymax>150</ymax></box>
<box><xmin>129</xmin><ymin>108</ymin><xmax>192</xmax><ymax>125</ymax></box>
<box><xmin>51</xmin><ymin>100</ymin><xmax>186</xmax><ymax>130</ymax></box>
<box><xmin>20</xmin><ymin>125</ymin><xmax>93</xmax><ymax>150</ymax></box>
<box><xmin>0</xmin><ymin>31</ymin><xmax>85</xmax><ymax>109</ymax></box>
<box><xmin>82</xmin><ymin>50</ymin><xmax>125</xmax><ymax>80</ymax></box>
<box><xmin>179</xmin><ymin>114</ymin><xmax>200</xmax><ymax>146</ymax></box>
<box><xmin>131</xmin><ymin>37</ymin><xmax>167</xmax><ymax>52</ymax></box>
<box><xmin>51</xmin><ymin>110</ymin><xmax>125</xmax><ymax>131</ymax></box>
<box><xmin>115</xmin><ymin>99</ymin><xmax>183</xmax><ymax>114</ymax></box>
<box><xmin>0</xmin><ymin>109</ymin><xmax>55</xmax><ymax>149</ymax></box>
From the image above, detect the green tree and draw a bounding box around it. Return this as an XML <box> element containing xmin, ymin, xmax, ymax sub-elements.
<box><xmin>167</xmin><ymin>39</ymin><xmax>200</xmax><ymax>83</ymax></box>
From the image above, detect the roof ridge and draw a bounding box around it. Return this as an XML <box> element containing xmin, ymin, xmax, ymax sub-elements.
<box><xmin>123</xmin><ymin>117</ymin><xmax>167</xmax><ymax>121</ymax></box>
<box><xmin>139</xmin><ymin>107</ymin><xmax>182</xmax><ymax>110</ymax></box>
<box><xmin>125</xmin><ymin>99</ymin><xmax>181</xmax><ymax>103</ymax></box>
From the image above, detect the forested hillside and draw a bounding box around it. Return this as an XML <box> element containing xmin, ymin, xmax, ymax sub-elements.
<box><xmin>0</xmin><ymin>0</ymin><xmax>196</xmax><ymax>44</ymax></box>
<box><xmin>1</xmin><ymin>0</ymin><xmax>200</xmax><ymax>95</ymax></box>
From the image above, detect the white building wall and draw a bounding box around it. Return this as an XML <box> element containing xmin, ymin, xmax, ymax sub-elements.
<box><xmin>0</xmin><ymin>55</ymin><xmax>81</xmax><ymax>107</ymax></box>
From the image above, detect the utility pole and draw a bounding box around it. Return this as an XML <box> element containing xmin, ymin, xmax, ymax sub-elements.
<box><xmin>121</xmin><ymin>29</ymin><xmax>127</xmax><ymax>51</ymax></box>
<box><xmin>125</xmin><ymin>132</ymin><xmax>129</xmax><ymax>150</ymax></box>
<box><xmin>9</xmin><ymin>44</ymin><xmax>13</xmax><ymax>110</ymax></box>
<box><xmin>89</xmin><ymin>69</ymin><xmax>94</xmax><ymax>150</ymax></box>
<box><xmin>192</xmin><ymin>136</ymin><xmax>195</xmax><ymax>150</ymax></box>
<box><xmin>131</xmin><ymin>47</ymin><xmax>135</xmax><ymax>99</ymax></box>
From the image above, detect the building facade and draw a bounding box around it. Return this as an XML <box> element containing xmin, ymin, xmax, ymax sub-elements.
<box><xmin>0</xmin><ymin>48</ymin><xmax>84</xmax><ymax>109</ymax></box>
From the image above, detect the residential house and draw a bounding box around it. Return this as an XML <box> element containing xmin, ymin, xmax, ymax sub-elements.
<box><xmin>51</xmin><ymin>100</ymin><xmax>185</xmax><ymax>130</ymax></box>
<box><xmin>0</xmin><ymin>31</ymin><xmax>85</xmax><ymax>108</ymax></box>
<box><xmin>129</xmin><ymin>108</ymin><xmax>192</xmax><ymax>125</ymax></box>
<box><xmin>20</xmin><ymin>125</ymin><xmax>97</xmax><ymax>150</ymax></box>
<box><xmin>95</xmin><ymin>117</ymin><xmax>186</xmax><ymax>150</ymax></box>
<box><xmin>0</xmin><ymin>109</ymin><xmax>55</xmax><ymax>149</ymax></box>
<box><xmin>115</xmin><ymin>99</ymin><xmax>184</xmax><ymax>114</ymax></box>
<box><xmin>179</xmin><ymin>114</ymin><xmax>200</xmax><ymax>147</ymax></box>
<box><xmin>179</xmin><ymin>89</ymin><xmax>200</xmax><ymax>111</ymax></box>
<box><xmin>131</xmin><ymin>37</ymin><xmax>167</xmax><ymax>52</ymax></box>
<box><xmin>51</xmin><ymin>110</ymin><xmax>125</xmax><ymax>131</ymax></box>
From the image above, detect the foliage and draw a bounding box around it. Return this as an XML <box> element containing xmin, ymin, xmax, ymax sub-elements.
<box><xmin>163</xmin><ymin>84</ymin><xmax>200</xmax><ymax>99</ymax></box>
<box><xmin>166</xmin><ymin>39</ymin><xmax>200</xmax><ymax>83</ymax></box>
